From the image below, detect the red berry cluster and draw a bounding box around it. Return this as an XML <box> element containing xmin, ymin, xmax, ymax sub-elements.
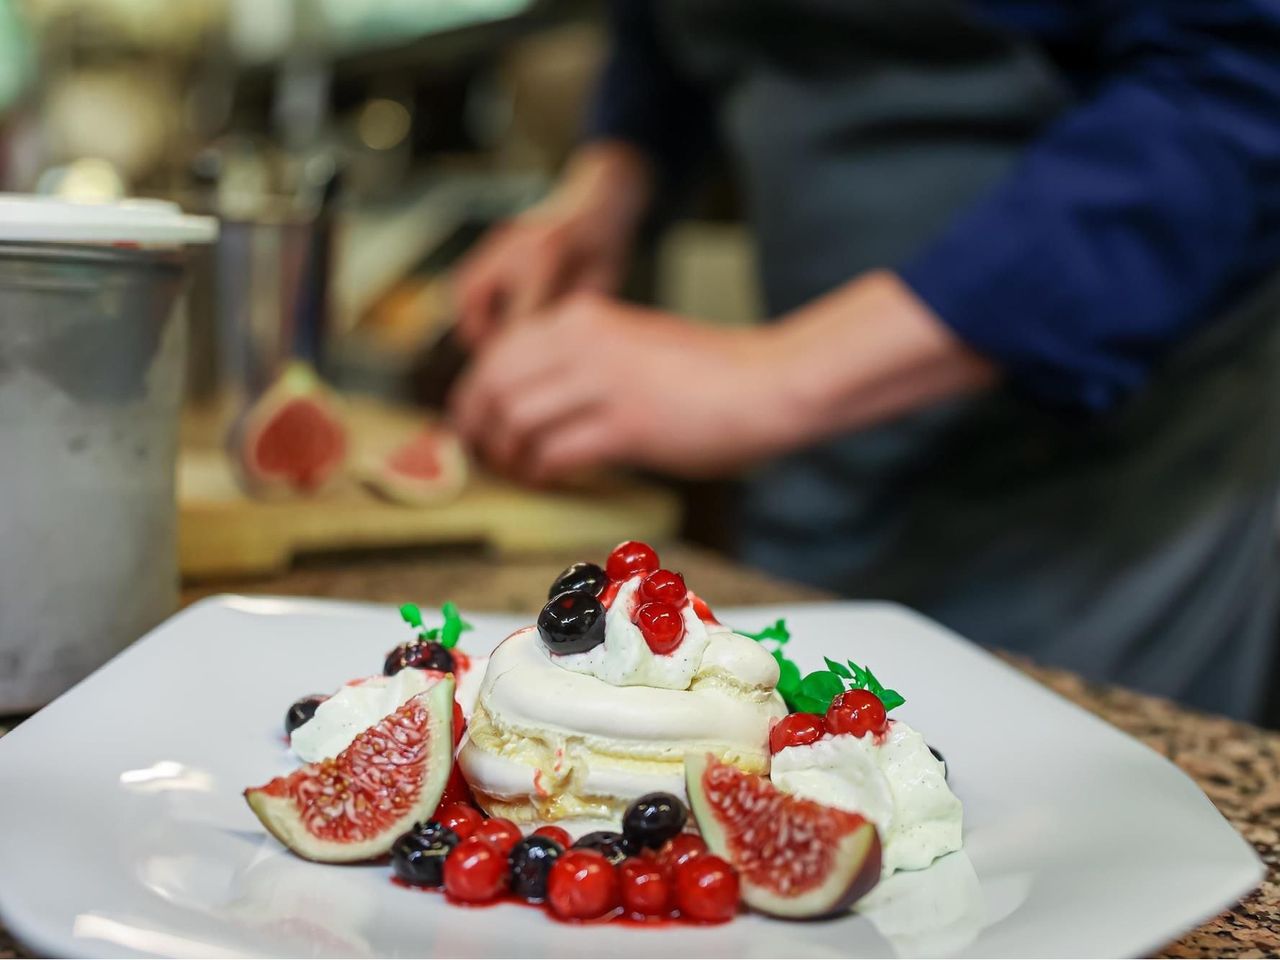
<box><xmin>606</xmin><ymin>541</ymin><xmax>691</xmax><ymax>656</ymax></box>
<box><xmin>769</xmin><ymin>690</ymin><xmax>889</xmax><ymax>753</ymax></box>
<box><xmin>547</xmin><ymin>833</ymin><xmax>738</xmax><ymax>923</ymax></box>
<box><xmin>427</xmin><ymin>798</ymin><xmax>739</xmax><ymax>924</ymax></box>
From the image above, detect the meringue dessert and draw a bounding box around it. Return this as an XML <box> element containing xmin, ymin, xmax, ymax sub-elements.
<box><xmin>459</xmin><ymin>544</ymin><xmax>787</xmax><ymax>830</ymax></box>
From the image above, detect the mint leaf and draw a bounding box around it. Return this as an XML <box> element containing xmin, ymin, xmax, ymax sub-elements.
<box><xmin>824</xmin><ymin>657</ymin><xmax>852</xmax><ymax>679</ymax></box>
<box><xmin>862</xmin><ymin>665</ymin><xmax>886</xmax><ymax>696</ymax></box>
<box><xmin>799</xmin><ymin>671</ymin><xmax>844</xmax><ymax>710</ymax></box>
<box><xmin>790</xmin><ymin>692</ymin><xmax>830</xmax><ymax>714</ymax></box>
<box><xmin>399</xmin><ymin>603</ymin><xmax>424</xmax><ymax>630</ymax></box>
<box><xmin>742</xmin><ymin>619</ymin><xmax>791</xmax><ymax>647</ymax></box>
<box><xmin>879</xmin><ymin>689</ymin><xmax>906</xmax><ymax>711</ymax></box>
<box><xmin>440</xmin><ymin>601</ymin><xmax>473</xmax><ymax>649</ymax></box>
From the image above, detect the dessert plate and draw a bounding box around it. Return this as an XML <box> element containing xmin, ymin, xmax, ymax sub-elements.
<box><xmin>0</xmin><ymin>596</ymin><xmax>1261</xmax><ymax>958</ymax></box>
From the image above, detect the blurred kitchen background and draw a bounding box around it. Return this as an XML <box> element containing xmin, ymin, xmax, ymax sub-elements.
<box><xmin>0</xmin><ymin>0</ymin><xmax>754</xmax><ymax>578</ymax></box>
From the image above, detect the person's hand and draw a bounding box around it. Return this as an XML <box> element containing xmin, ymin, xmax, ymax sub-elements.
<box><xmin>452</xmin><ymin>142</ymin><xmax>653</xmax><ymax>348</ymax></box>
<box><xmin>449</xmin><ymin>292</ymin><xmax>799</xmax><ymax>483</ymax></box>
<box><xmin>449</xmin><ymin>271</ymin><xmax>998</xmax><ymax>485</ymax></box>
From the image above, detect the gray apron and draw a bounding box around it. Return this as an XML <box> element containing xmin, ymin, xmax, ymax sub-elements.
<box><xmin>659</xmin><ymin>0</ymin><xmax>1280</xmax><ymax>719</ymax></box>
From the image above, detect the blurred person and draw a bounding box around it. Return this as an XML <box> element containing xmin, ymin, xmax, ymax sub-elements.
<box><xmin>450</xmin><ymin>1</ymin><xmax>1280</xmax><ymax>720</ymax></box>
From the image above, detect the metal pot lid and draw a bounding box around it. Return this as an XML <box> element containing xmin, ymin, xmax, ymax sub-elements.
<box><xmin>0</xmin><ymin>194</ymin><xmax>218</xmax><ymax>245</ymax></box>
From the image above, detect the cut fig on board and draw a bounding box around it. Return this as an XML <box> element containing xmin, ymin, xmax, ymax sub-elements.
<box><xmin>231</xmin><ymin>360</ymin><xmax>348</xmax><ymax>497</ymax></box>
<box><xmin>245</xmin><ymin>677</ymin><xmax>454</xmax><ymax>863</ymax></box>
<box><xmin>361</xmin><ymin>427</ymin><xmax>467</xmax><ymax>506</ymax></box>
<box><xmin>685</xmin><ymin>752</ymin><xmax>881</xmax><ymax>919</ymax></box>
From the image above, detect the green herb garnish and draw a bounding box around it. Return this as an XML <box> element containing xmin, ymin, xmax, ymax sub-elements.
<box><xmin>741</xmin><ymin>618</ymin><xmax>905</xmax><ymax>714</ymax></box>
<box><xmin>399</xmin><ymin>601</ymin><xmax>473</xmax><ymax>649</ymax></box>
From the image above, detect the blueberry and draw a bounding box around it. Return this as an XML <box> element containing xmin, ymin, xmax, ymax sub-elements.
<box><xmin>284</xmin><ymin>695</ymin><xmax>326</xmax><ymax>736</ymax></box>
<box><xmin>572</xmin><ymin>830</ymin><xmax>634</xmax><ymax>865</ymax></box>
<box><xmin>391</xmin><ymin>820</ymin><xmax>460</xmax><ymax>887</ymax></box>
<box><xmin>384</xmin><ymin>641</ymin><xmax>455</xmax><ymax>676</ymax></box>
<box><xmin>537</xmin><ymin>591</ymin><xmax>606</xmax><ymax>655</ymax></box>
<box><xmin>508</xmin><ymin>834</ymin><xmax>564</xmax><ymax>901</ymax></box>
<box><xmin>622</xmin><ymin>792</ymin><xmax>688</xmax><ymax>850</ymax></box>
<box><xmin>548</xmin><ymin>562</ymin><xmax>608</xmax><ymax>601</ymax></box>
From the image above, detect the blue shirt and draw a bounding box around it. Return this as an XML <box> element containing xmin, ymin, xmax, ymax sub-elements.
<box><xmin>587</xmin><ymin>1</ymin><xmax>1280</xmax><ymax>412</ymax></box>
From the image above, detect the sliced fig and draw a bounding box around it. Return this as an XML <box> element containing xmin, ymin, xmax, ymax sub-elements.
<box><xmin>231</xmin><ymin>361</ymin><xmax>348</xmax><ymax>497</ymax></box>
<box><xmin>361</xmin><ymin>427</ymin><xmax>467</xmax><ymax>506</ymax></box>
<box><xmin>245</xmin><ymin>677</ymin><xmax>454</xmax><ymax>863</ymax></box>
<box><xmin>685</xmin><ymin>752</ymin><xmax>881</xmax><ymax>919</ymax></box>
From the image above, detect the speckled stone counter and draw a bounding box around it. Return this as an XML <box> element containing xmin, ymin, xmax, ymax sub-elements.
<box><xmin>2</xmin><ymin>544</ymin><xmax>1276</xmax><ymax>958</ymax></box>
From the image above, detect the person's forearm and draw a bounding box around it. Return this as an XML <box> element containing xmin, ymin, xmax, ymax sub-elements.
<box><xmin>555</xmin><ymin>140</ymin><xmax>655</xmax><ymax>238</ymax></box>
<box><xmin>763</xmin><ymin>271</ymin><xmax>998</xmax><ymax>447</ymax></box>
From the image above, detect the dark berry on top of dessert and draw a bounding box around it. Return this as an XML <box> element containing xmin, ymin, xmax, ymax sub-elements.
<box><xmin>384</xmin><ymin>640</ymin><xmax>455</xmax><ymax>676</ymax></box>
<box><xmin>573</xmin><ymin>830</ymin><xmax>635</xmax><ymax>865</ymax></box>
<box><xmin>619</xmin><ymin>856</ymin><xmax>674</xmax><ymax>917</ymax></box>
<box><xmin>622</xmin><ymin>792</ymin><xmax>689</xmax><ymax>850</ymax></box>
<box><xmin>674</xmin><ymin>854</ymin><xmax>740</xmax><ymax>923</ymax></box>
<box><xmin>283</xmin><ymin>694</ymin><xmax>326</xmax><ymax>736</ymax></box>
<box><xmin>640</xmin><ymin>569</ymin><xmax>688</xmax><ymax>605</ymax></box>
<box><xmin>443</xmin><ymin>834</ymin><xmax>509</xmax><ymax>903</ymax></box>
<box><xmin>548</xmin><ymin>561</ymin><xmax>609</xmax><ymax>600</ymax></box>
<box><xmin>547</xmin><ymin>848</ymin><xmax>621</xmax><ymax>920</ymax></box>
<box><xmin>391</xmin><ymin>820</ymin><xmax>460</xmax><ymax>888</ymax></box>
<box><xmin>537</xmin><ymin>590</ymin><xmax>606</xmax><ymax>655</ymax></box>
<box><xmin>508</xmin><ymin>834</ymin><xmax>566</xmax><ymax>902</ymax></box>
<box><xmin>769</xmin><ymin>712</ymin><xmax>827</xmax><ymax>754</ymax></box>
<box><xmin>825</xmin><ymin>689</ymin><xmax>888</xmax><ymax>738</ymax></box>
<box><xmin>606</xmin><ymin>540</ymin><xmax>660</xmax><ymax>581</ymax></box>
<box><xmin>635</xmin><ymin>601</ymin><xmax>685</xmax><ymax>655</ymax></box>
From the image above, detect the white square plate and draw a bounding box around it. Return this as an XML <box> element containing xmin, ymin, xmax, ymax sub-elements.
<box><xmin>0</xmin><ymin>596</ymin><xmax>1261</xmax><ymax>958</ymax></box>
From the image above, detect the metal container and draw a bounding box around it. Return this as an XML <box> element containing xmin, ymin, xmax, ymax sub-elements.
<box><xmin>0</xmin><ymin>197</ymin><xmax>216</xmax><ymax>711</ymax></box>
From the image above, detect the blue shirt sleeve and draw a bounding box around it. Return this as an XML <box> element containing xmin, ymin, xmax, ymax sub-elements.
<box><xmin>899</xmin><ymin>1</ymin><xmax>1280</xmax><ymax>412</ymax></box>
<box><xmin>583</xmin><ymin>0</ymin><xmax>716</xmax><ymax>193</ymax></box>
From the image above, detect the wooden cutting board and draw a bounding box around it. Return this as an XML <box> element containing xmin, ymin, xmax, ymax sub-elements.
<box><xmin>178</xmin><ymin>399</ymin><xmax>680</xmax><ymax>579</ymax></box>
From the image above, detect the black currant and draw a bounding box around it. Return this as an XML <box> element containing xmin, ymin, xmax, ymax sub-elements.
<box><xmin>622</xmin><ymin>792</ymin><xmax>688</xmax><ymax>850</ymax></box>
<box><xmin>384</xmin><ymin>641</ymin><xmax>455</xmax><ymax>676</ymax></box>
<box><xmin>391</xmin><ymin>820</ymin><xmax>460</xmax><ymax>887</ymax></box>
<box><xmin>537</xmin><ymin>591</ymin><xmax>606</xmax><ymax>655</ymax></box>
<box><xmin>548</xmin><ymin>561</ymin><xmax>609</xmax><ymax>600</ymax></box>
<box><xmin>572</xmin><ymin>830</ymin><xmax>634</xmax><ymax>865</ymax></box>
<box><xmin>507</xmin><ymin>834</ymin><xmax>565</xmax><ymax>901</ymax></box>
<box><xmin>284</xmin><ymin>694</ymin><xmax>326</xmax><ymax>736</ymax></box>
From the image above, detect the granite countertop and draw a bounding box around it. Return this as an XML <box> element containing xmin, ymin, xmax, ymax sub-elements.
<box><xmin>3</xmin><ymin>544</ymin><xmax>1277</xmax><ymax>957</ymax></box>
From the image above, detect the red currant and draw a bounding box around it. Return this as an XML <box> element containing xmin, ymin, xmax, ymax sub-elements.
<box><xmin>674</xmin><ymin>854</ymin><xmax>739</xmax><ymax>923</ymax></box>
<box><xmin>452</xmin><ymin>699</ymin><xmax>466</xmax><ymax>748</ymax></box>
<box><xmin>606</xmin><ymin>540</ymin><xmax>660</xmax><ymax>581</ymax></box>
<box><xmin>690</xmin><ymin>594</ymin><xmax>718</xmax><ymax>624</ymax></box>
<box><xmin>825</xmin><ymin>689</ymin><xmax>888</xmax><ymax>738</ymax></box>
<box><xmin>438</xmin><ymin>765</ymin><xmax>474</xmax><ymax>810</ymax></box>
<box><xmin>769</xmin><ymin>712</ymin><xmax>827</xmax><ymax>753</ymax></box>
<box><xmin>546</xmin><ymin>849</ymin><xmax>620</xmax><ymax>920</ymax></box>
<box><xmin>443</xmin><ymin>836</ymin><xmax>507</xmax><ymax>903</ymax></box>
<box><xmin>619</xmin><ymin>857</ymin><xmax>673</xmax><ymax>917</ymax></box>
<box><xmin>473</xmin><ymin>817</ymin><xmax>523</xmax><ymax>857</ymax></box>
<box><xmin>635</xmin><ymin>601</ymin><xmax>685</xmax><ymax>655</ymax></box>
<box><xmin>436</xmin><ymin>801</ymin><xmax>482</xmax><ymax>839</ymax></box>
<box><xmin>657</xmin><ymin>833</ymin><xmax>706</xmax><ymax>871</ymax></box>
<box><xmin>640</xmin><ymin>569</ymin><xmax>687</xmax><ymax>605</ymax></box>
<box><xmin>533</xmin><ymin>824</ymin><xmax>572</xmax><ymax>848</ymax></box>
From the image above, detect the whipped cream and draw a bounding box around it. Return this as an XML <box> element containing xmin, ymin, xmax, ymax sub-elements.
<box><xmin>551</xmin><ymin>575</ymin><xmax>727</xmax><ymax>690</ymax></box>
<box><xmin>771</xmin><ymin>721</ymin><xmax>962</xmax><ymax>874</ymax></box>
<box><xmin>290</xmin><ymin>655</ymin><xmax>486</xmax><ymax>764</ymax></box>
